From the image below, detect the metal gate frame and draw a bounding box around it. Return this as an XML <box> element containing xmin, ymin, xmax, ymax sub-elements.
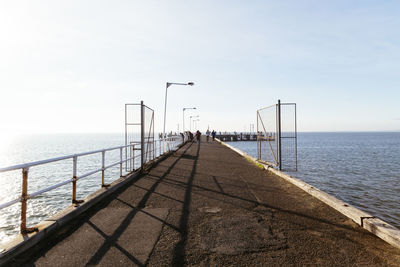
<box><xmin>257</xmin><ymin>100</ymin><xmax>297</xmax><ymax>171</ymax></box>
<box><xmin>125</xmin><ymin>101</ymin><xmax>155</xmax><ymax>172</ymax></box>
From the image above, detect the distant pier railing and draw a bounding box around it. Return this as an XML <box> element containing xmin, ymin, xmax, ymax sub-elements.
<box><xmin>216</xmin><ymin>132</ymin><xmax>275</xmax><ymax>142</ymax></box>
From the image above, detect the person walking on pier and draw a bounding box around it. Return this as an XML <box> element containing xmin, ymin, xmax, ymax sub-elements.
<box><xmin>196</xmin><ymin>130</ymin><xmax>201</xmax><ymax>145</ymax></box>
<box><xmin>206</xmin><ymin>129</ymin><xmax>210</xmax><ymax>142</ymax></box>
<box><xmin>212</xmin><ymin>130</ymin><xmax>216</xmax><ymax>141</ymax></box>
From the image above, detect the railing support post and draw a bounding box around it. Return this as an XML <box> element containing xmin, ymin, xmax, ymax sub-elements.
<box><xmin>20</xmin><ymin>168</ymin><xmax>38</xmax><ymax>234</ymax></box>
<box><xmin>120</xmin><ymin>147</ymin><xmax>123</xmax><ymax>177</ymax></box>
<box><xmin>257</xmin><ymin>111</ymin><xmax>260</xmax><ymax>160</ymax></box>
<box><xmin>20</xmin><ymin>168</ymin><xmax>28</xmax><ymax>234</ymax></box>
<box><xmin>277</xmin><ymin>99</ymin><xmax>282</xmax><ymax>171</ymax></box>
<box><xmin>101</xmin><ymin>151</ymin><xmax>109</xmax><ymax>187</ymax></box>
<box><xmin>132</xmin><ymin>144</ymin><xmax>135</xmax><ymax>171</ymax></box>
<box><xmin>72</xmin><ymin>156</ymin><xmax>77</xmax><ymax>203</ymax></box>
<box><xmin>141</xmin><ymin>101</ymin><xmax>145</xmax><ymax>169</ymax></box>
<box><xmin>72</xmin><ymin>156</ymin><xmax>83</xmax><ymax>204</ymax></box>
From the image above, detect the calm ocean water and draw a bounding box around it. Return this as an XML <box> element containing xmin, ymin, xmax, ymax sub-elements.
<box><xmin>1</xmin><ymin>132</ymin><xmax>399</xmax><ymax>245</ymax></box>
<box><xmin>228</xmin><ymin>132</ymin><xmax>400</xmax><ymax>229</ymax></box>
<box><xmin>0</xmin><ymin>133</ymin><xmax>128</xmax><ymax>244</ymax></box>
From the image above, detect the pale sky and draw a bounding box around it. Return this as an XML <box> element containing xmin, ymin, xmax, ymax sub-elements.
<box><xmin>0</xmin><ymin>0</ymin><xmax>399</xmax><ymax>135</ymax></box>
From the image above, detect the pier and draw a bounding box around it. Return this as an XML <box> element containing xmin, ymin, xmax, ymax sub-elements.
<box><xmin>3</xmin><ymin>137</ymin><xmax>400</xmax><ymax>266</ymax></box>
<box><xmin>215</xmin><ymin>132</ymin><xmax>273</xmax><ymax>142</ymax></box>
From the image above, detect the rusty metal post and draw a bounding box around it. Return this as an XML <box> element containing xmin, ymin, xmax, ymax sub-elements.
<box><xmin>72</xmin><ymin>156</ymin><xmax>77</xmax><ymax>203</ymax></box>
<box><xmin>72</xmin><ymin>156</ymin><xmax>83</xmax><ymax>204</ymax></box>
<box><xmin>20</xmin><ymin>168</ymin><xmax>38</xmax><ymax>234</ymax></box>
<box><xmin>101</xmin><ymin>151</ymin><xmax>106</xmax><ymax>187</ymax></box>
<box><xmin>20</xmin><ymin>168</ymin><xmax>28</xmax><ymax>234</ymax></box>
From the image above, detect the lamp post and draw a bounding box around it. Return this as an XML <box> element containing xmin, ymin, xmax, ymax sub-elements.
<box><xmin>183</xmin><ymin>107</ymin><xmax>196</xmax><ymax>133</ymax></box>
<box><xmin>189</xmin><ymin>115</ymin><xmax>199</xmax><ymax>131</ymax></box>
<box><xmin>163</xmin><ymin>82</ymin><xmax>194</xmax><ymax>147</ymax></box>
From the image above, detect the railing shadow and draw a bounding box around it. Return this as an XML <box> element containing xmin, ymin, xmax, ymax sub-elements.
<box><xmin>17</xmin><ymin>139</ymin><xmax>386</xmax><ymax>266</ymax></box>
<box><xmin>85</xmin><ymin>142</ymin><xmax>194</xmax><ymax>266</ymax></box>
<box><xmin>16</xmin><ymin>142</ymin><xmax>193</xmax><ymax>267</ymax></box>
<box><xmin>171</xmin><ymin>142</ymin><xmax>200</xmax><ymax>266</ymax></box>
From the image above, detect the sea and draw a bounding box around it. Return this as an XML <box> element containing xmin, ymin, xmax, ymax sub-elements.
<box><xmin>227</xmin><ymin>132</ymin><xmax>400</xmax><ymax>230</ymax></box>
<box><xmin>0</xmin><ymin>133</ymin><xmax>148</xmax><ymax>245</ymax></box>
<box><xmin>0</xmin><ymin>132</ymin><xmax>399</xmax><ymax>245</ymax></box>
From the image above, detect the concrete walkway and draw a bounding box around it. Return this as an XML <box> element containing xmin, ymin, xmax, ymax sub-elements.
<box><xmin>10</xmin><ymin>138</ymin><xmax>400</xmax><ymax>266</ymax></box>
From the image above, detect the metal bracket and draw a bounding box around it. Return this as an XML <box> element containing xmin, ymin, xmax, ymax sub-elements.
<box><xmin>360</xmin><ymin>216</ymin><xmax>376</xmax><ymax>227</ymax></box>
<box><xmin>73</xmin><ymin>199</ymin><xmax>84</xmax><ymax>206</ymax></box>
<box><xmin>22</xmin><ymin>227</ymin><xmax>39</xmax><ymax>234</ymax></box>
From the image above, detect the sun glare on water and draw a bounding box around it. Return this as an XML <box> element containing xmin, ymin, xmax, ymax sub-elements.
<box><xmin>0</xmin><ymin>131</ymin><xmax>18</xmax><ymax>245</ymax></box>
<box><xmin>0</xmin><ymin>131</ymin><xmax>16</xmax><ymax>167</ymax></box>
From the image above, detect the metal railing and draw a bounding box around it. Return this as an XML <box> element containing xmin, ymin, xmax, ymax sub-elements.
<box><xmin>0</xmin><ymin>136</ymin><xmax>183</xmax><ymax>235</ymax></box>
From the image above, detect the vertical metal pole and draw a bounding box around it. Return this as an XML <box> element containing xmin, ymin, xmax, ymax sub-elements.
<box><xmin>294</xmin><ymin>104</ymin><xmax>298</xmax><ymax>171</ymax></box>
<box><xmin>183</xmin><ymin>108</ymin><xmax>185</xmax><ymax>134</ymax></box>
<box><xmin>129</xmin><ymin>144</ymin><xmax>131</xmax><ymax>170</ymax></box>
<box><xmin>153</xmin><ymin>112</ymin><xmax>155</xmax><ymax>160</ymax></box>
<box><xmin>141</xmin><ymin>101</ymin><xmax>145</xmax><ymax>169</ymax></box>
<box><xmin>132</xmin><ymin>144</ymin><xmax>135</xmax><ymax>170</ymax></box>
<box><xmin>72</xmin><ymin>156</ymin><xmax>77</xmax><ymax>203</ymax></box>
<box><xmin>120</xmin><ymin>147</ymin><xmax>123</xmax><ymax>177</ymax></box>
<box><xmin>257</xmin><ymin>111</ymin><xmax>260</xmax><ymax>160</ymax></box>
<box><xmin>101</xmin><ymin>151</ymin><xmax>105</xmax><ymax>187</ymax></box>
<box><xmin>20</xmin><ymin>168</ymin><xmax>28</xmax><ymax>234</ymax></box>
<box><xmin>125</xmin><ymin>104</ymin><xmax>128</xmax><ymax>172</ymax></box>
<box><xmin>152</xmin><ymin>139</ymin><xmax>155</xmax><ymax>160</ymax></box>
<box><xmin>277</xmin><ymin>100</ymin><xmax>282</xmax><ymax>171</ymax></box>
<box><xmin>163</xmin><ymin>84</ymin><xmax>168</xmax><ymax>151</ymax></box>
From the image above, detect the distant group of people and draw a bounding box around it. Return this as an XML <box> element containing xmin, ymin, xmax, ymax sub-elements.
<box><xmin>205</xmin><ymin>129</ymin><xmax>217</xmax><ymax>142</ymax></box>
<box><xmin>180</xmin><ymin>129</ymin><xmax>217</xmax><ymax>145</ymax></box>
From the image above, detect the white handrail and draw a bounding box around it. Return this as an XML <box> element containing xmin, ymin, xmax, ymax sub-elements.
<box><xmin>0</xmin><ymin>143</ymin><xmax>141</xmax><ymax>173</ymax></box>
<box><xmin>0</xmin><ymin>137</ymin><xmax>183</xmax><ymax>234</ymax></box>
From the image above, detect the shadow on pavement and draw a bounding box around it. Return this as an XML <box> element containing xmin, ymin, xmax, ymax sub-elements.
<box><xmin>171</xmin><ymin>142</ymin><xmax>200</xmax><ymax>266</ymax></box>
<box><xmin>85</xmin><ymin>142</ymin><xmax>195</xmax><ymax>266</ymax></box>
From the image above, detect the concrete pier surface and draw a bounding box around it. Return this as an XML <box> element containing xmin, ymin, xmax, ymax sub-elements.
<box><xmin>7</xmin><ymin>138</ymin><xmax>400</xmax><ymax>266</ymax></box>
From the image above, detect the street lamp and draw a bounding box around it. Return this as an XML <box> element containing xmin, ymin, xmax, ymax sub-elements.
<box><xmin>163</xmin><ymin>82</ymin><xmax>194</xmax><ymax>145</ymax></box>
<box><xmin>190</xmin><ymin>115</ymin><xmax>199</xmax><ymax>131</ymax></box>
<box><xmin>183</xmin><ymin>107</ymin><xmax>196</xmax><ymax>133</ymax></box>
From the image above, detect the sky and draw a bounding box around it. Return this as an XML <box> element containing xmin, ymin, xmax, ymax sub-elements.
<box><xmin>0</xmin><ymin>0</ymin><xmax>399</xmax><ymax>135</ymax></box>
